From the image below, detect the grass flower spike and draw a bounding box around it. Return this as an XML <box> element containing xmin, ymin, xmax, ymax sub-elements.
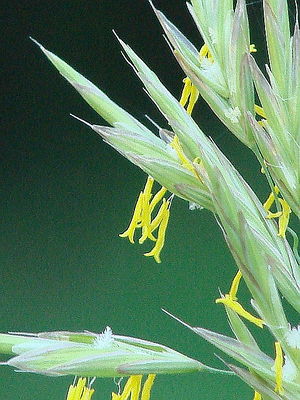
<box><xmin>0</xmin><ymin>328</ymin><xmax>228</xmax><ymax>377</ymax></box>
<box><xmin>2</xmin><ymin>0</ymin><xmax>300</xmax><ymax>399</ymax></box>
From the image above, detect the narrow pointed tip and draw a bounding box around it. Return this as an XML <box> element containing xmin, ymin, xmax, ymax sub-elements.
<box><xmin>112</xmin><ymin>29</ymin><xmax>122</xmax><ymax>44</ymax></box>
<box><xmin>70</xmin><ymin>114</ymin><xmax>93</xmax><ymax>128</ymax></box>
<box><xmin>161</xmin><ymin>308</ymin><xmax>193</xmax><ymax>330</ymax></box>
<box><xmin>148</xmin><ymin>0</ymin><xmax>155</xmax><ymax>11</ymax></box>
<box><xmin>148</xmin><ymin>0</ymin><xmax>162</xmax><ymax>19</ymax></box>
<box><xmin>29</xmin><ymin>37</ymin><xmax>43</xmax><ymax>49</ymax></box>
<box><xmin>112</xmin><ymin>30</ymin><xmax>128</xmax><ymax>50</ymax></box>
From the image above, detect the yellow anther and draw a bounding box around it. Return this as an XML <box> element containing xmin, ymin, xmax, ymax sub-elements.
<box><xmin>141</xmin><ymin>375</ymin><xmax>156</xmax><ymax>400</ymax></box>
<box><xmin>179</xmin><ymin>77</ymin><xmax>192</xmax><ymax>107</ymax></box>
<box><xmin>254</xmin><ymin>104</ymin><xmax>266</xmax><ymax>119</ymax></box>
<box><xmin>216</xmin><ymin>295</ymin><xmax>264</xmax><ymax>328</ymax></box>
<box><xmin>143</xmin><ymin>176</ymin><xmax>154</xmax><ymax>200</ymax></box>
<box><xmin>111</xmin><ymin>375</ymin><xmax>156</xmax><ymax>400</ymax></box>
<box><xmin>274</xmin><ymin>342</ymin><xmax>284</xmax><ymax>394</ymax></box>
<box><xmin>263</xmin><ymin>186</ymin><xmax>280</xmax><ymax>211</ymax></box>
<box><xmin>149</xmin><ymin>198</ymin><xmax>168</xmax><ymax>231</ymax></box>
<box><xmin>250</xmin><ymin>44</ymin><xmax>257</xmax><ymax>53</ymax></box>
<box><xmin>179</xmin><ymin>77</ymin><xmax>199</xmax><ymax>115</ymax></box>
<box><xmin>253</xmin><ymin>392</ymin><xmax>262</xmax><ymax>400</ymax></box>
<box><xmin>149</xmin><ymin>187</ymin><xmax>167</xmax><ymax>212</ymax></box>
<box><xmin>170</xmin><ymin>136</ymin><xmax>194</xmax><ymax>172</ymax></box>
<box><xmin>278</xmin><ymin>198</ymin><xmax>291</xmax><ymax>238</ymax></box>
<box><xmin>180</xmin><ymin>43</ymin><xmax>215</xmax><ymax>116</ymax></box>
<box><xmin>66</xmin><ymin>378</ymin><xmax>95</xmax><ymax>400</ymax></box>
<box><xmin>170</xmin><ymin>135</ymin><xmax>203</xmax><ymax>182</ymax></box>
<box><xmin>120</xmin><ymin>177</ymin><xmax>170</xmax><ymax>262</ymax></box>
<box><xmin>263</xmin><ymin>186</ymin><xmax>291</xmax><ymax>238</ymax></box>
<box><xmin>199</xmin><ymin>43</ymin><xmax>214</xmax><ymax>62</ymax></box>
<box><xmin>216</xmin><ymin>270</ymin><xmax>264</xmax><ymax>328</ymax></box>
<box><xmin>144</xmin><ymin>200</ymin><xmax>170</xmax><ymax>263</ymax></box>
<box><xmin>186</xmin><ymin>84</ymin><xmax>199</xmax><ymax>115</ymax></box>
<box><xmin>118</xmin><ymin>375</ymin><xmax>141</xmax><ymax>400</ymax></box>
<box><xmin>139</xmin><ymin>177</ymin><xmax>156</xmax><ymax>243</ymax></box>
<box><xmin>228</xmin><ymin>270</ymin><xmax>242</xmax><ymax>301</ymax></box>
<box><xmin>119</xmin><ymin>192</ymin><xmax>144</xmax><ymax>243</ymax></box>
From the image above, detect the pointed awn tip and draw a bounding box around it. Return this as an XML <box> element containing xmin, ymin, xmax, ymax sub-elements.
<box><xmin>29</xmin><ymin>37</ymin><xmax>42</xmax><ymax>48</ymax></box>
<box><xmin>161</xmin><ymin>308</ymin><xmax>193</xmax><ymax>330</ymax></box>
<box><xmin>70</xmin><ymin>114</ymin><xmax>93</xmax><ymax>128</ymax></box>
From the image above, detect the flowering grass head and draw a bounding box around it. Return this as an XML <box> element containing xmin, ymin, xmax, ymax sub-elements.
<box><xmin>1</xmin><ymin>0</ymin><xmax>300</xmax><ymax>399</ymax></box>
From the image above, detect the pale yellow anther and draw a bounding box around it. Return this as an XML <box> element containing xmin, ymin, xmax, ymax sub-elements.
<box><xmin>66</xmin><ymin>378</ymin><xmax>95</xmax><ymax>400</ymax></box>
<box><xmin>121</xmin><ymin>376</ymin><xmax>141</xmax><ymax>400</ymax></box>
<box><xmin>250</xmin><ymin>44</ymin><xmax>257</xmax><ymax>53</ymax></box>
<box><xmin>149</xmin><ymin>187</ymin><xmax>167</xmax><ymax>213</ymax></box>
<box><xmin>143</xmin><ymin>176</ymin><xmax>154</xmax><ymax>200</ymax></box>
<box><xmin>216</xmin><ymin>270</ymin><xmax>264</xmax><ymax>328</ymax></box>
<box><xmin>179</xmin><ymin>77</ymin><xmax>199</xmax><ymax>115</ymax></box>
<box><xmin>170</xmin><ymin>136</ymin><xmax>203</xmax><ymax>182</ymax></box>
<box><xmin>149</xmin><ymin>198</ymin><xmax>168</xmax><ymax>232</ymax></box>
<box><xmin>179</xmin><ymin>77</ymin><xmax>192</xmax><ymax>107</ymax></box>
<box><xmin>263</xmin><ymin>185</ymin><xmax>280</xmax><ymax>211</ymax></box>
<box><xmin>139</xmin><ymin>177</ymin><xmax>157</xmax><ymax>243</ymax></box>
<box><xmin>263</xmin><ymin>186</ymin><xmax>291</xmax><ymax>237</ymax></box>
<box><xmin>144</xmin><ymin>202</ymin><xmax>170</xmax><ymax>263</ymax></box>
<box><xmin>141</xmin><ymin>375</ymin><xmax>156</xmax><ymax>400</ymax></box>
<box><xmin>199</xmin><ymin>43</ymin><xmax>214</xmax><ymax>62</ymax></box>
<box><xmin>216</xmin><ymin>294</ymin><xmax>264</xmax><ymax>328</ymax></box>
<box><xmin>119</xmin><ymin>192</ymin><xmax>144</xmax><ymax>243</ymax></box>
<box><xmin>170</xmin><ymin>136</ymin><xmax>193</xmax><ymax>172</ymax></box>
<box><xmin>254</xmin><ymin>104</ymin><xmax>266</xmax><ymax>119</ymax></box>
<box><xmin>278</xmin><ymin>198</ymin><xmax>291</xmax><ymax>238</ymax></box>
<box><xmin>228</xmin><ymin>270</ymin><xmax>242</xmax><ymax>301</ymax></box>
<box><xmin>274</xmin><ymin>342</ymin><xmax>284</xmax><ymax>394</ymax></box>
<box><xmin>253</xmin><ymin>392</ymin><xmax>262</xmax><ymax>400</ymax></box>
<box><xmin>120</xmin><ymin>176</ymin><xmax>170</xmax><ymax>262</ymax></box>
<box><xmin>186</xmin><ymin>84</ymin><xmax>199</xmax><ymax>115</ymax></box>
<box><xmin>111</xmin><ymin>375</ymin><xmax>156</xmax><ymax>400</ymax></box>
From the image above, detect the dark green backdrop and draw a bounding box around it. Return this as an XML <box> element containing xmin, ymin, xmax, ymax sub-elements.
<box><xmin>2</xmin><ymin>1</ymin><xmax>270</xmax><ymax>399</ymax></box>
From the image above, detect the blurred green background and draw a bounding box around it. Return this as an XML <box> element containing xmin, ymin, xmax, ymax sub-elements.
<box><xmin>2</xmin><ymin>0</ymin><xmax>276</xmax><ymax>399</ymax></box>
